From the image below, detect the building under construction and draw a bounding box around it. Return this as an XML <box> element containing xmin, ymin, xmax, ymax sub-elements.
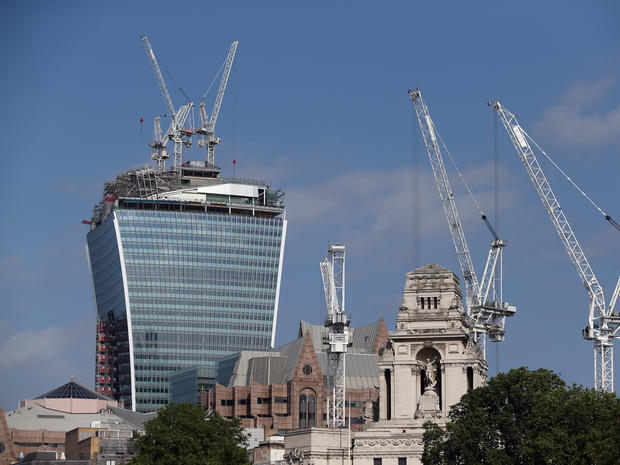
<box><xmin>87</xmin><ymin>160</ymin><xmax>287</xmax><ymax>412</ymax></box>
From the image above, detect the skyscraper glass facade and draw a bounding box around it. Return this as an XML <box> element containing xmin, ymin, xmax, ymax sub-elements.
<box><xmin>87</xmin><ymin>166</ymin><xmax>286</xmax><ymax>412</ymax></box>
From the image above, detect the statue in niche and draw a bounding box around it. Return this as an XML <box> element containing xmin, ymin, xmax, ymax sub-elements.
<box><xmin>423</xmin><ymin>357</ymin><xmax>438</xmax><ymax>392</ymax></box>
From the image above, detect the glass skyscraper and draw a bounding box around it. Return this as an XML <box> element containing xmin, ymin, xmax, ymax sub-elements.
<box><xmin>87</xmin><ymin>162</ymin><xmax>286</xmax><ymax>412</ymax></box>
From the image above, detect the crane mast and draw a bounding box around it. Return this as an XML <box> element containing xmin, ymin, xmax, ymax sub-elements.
<box><xmin>491</xmin><ymin>100</ymin><xmax>620</xmax><ymax>392</ymax></box>
<box><xmin>320</xmin><ymin>243</ymin><xmax>350</xmax><ymax>428</ymax></box>
<box><xmin>409</xmin><ymin>89</ymin><xmax>515</xmax><ymax>351</ymax></box>
<box><xmin>197</xmin><ymin>41</ymin><xmax>238</xmax><ymax>166</ymax></box>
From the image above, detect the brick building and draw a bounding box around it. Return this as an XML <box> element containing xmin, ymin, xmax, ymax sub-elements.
<box><xmin>205</xmin><ymin>319</ymin><xmax>389</xmax><ymax>431</ymax></box>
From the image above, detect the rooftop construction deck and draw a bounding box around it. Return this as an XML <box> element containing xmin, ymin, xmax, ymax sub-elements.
<box><xmin>90</xmin><ymin>160</ymin><xmax>284</xmax><ymax>228</ymax></box>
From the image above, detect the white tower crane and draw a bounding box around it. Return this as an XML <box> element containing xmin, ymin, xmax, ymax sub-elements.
<box><xmin>195</xmin><ymin>41</ymin><xmax>238</xmax><ymax>167</ymax></box>
<box><xmin>141</xmin><ymin>35</ymin><xmax>194</xmax><ymax>170</ymax></box>
<box><xmin>320</xmin><ymin>243</ymin><xmax>351</xmax><ymax>428</ymax></box>
<box><xmin>409</xmin><ymin>89</ymin><xmax>516</xmax><ymax>352</ymax></box>
<box><xmin>491</xmin><ymin>100</ymin><xmax>620</xmax><ymax>392</ymax></box>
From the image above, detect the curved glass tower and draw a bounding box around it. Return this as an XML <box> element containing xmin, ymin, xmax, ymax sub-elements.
<box><xmin>87</xmin><ymin>163</ymin><xmax>286</xmax><ymax>412</ymax></box>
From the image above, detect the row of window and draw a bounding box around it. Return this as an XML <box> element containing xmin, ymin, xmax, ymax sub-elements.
<box><xmin>374</xmin><ymin>459</ymin><xmax>407</xmax><ymax>465</ymax></box>
<box><xmin>123</xmin><ymin>241</ymin><xmax>282</xmax><ymax>255</ymax></box>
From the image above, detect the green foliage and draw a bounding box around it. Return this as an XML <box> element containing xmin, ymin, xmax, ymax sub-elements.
<box><xmin>130</xmin><ymin>403</ymin><xmax>250</xmax><ymax>465</ymax></box>
<box><xmin>422</xmin><ymin>367</ymin><xmax>620</xmax><ymax>465</ymax></box>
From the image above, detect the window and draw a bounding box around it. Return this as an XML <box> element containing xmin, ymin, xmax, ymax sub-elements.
<box><xmin>373</xmin><ymin>459</ymin><xmax>382</xmax><ymax>465</ymax></box>
<box><xmin>467</xmin><ymin>367</ymin><xmax>474</xmax><ymax>391</ymax></box>
<box><xmin>299</xmin><ymin>394</ymin><xmax>307</xmax><ymax>428</ymax></box>
<box><xmin>399</xmin><ymin>458</ymin><xmax>407</xmax><ymax>465</ymax></box>
<box><xmin>257</xmin><ymin>397</ymin><xmax>270</xmax><ymax>404</ymax></box>
<box><xmin>308</xmin><ymin>394</ymin><xmax>315</xmax><ymax>427</ymax></box>
<box><xmin>274</xmin><ymin>396</ymin><xmax>288</xmax><ymax>403</ymax></box>
<box><xmin>303</xmin><ymin>364</ymin><xmax>313</xmax><ymax>375</ymax></box>
<box><xmin>220</xmin><ymin>399</ymin><xmax>233</xmax><ymax>406</ymax></box>
<box><xmin>433</xmin><ymin>297</ymin><xmax>439</xmax><ymax>309</ymax></box>
<box><xmin>238</xmin><ymin>398</ymin><xmax>248</xmax><ymax>405</ymax></box>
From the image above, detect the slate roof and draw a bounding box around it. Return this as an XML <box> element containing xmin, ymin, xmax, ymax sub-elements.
<box><xmin>108</xmin><ymin>406</ymin><xmax>156</xmax><ymax>431</ymax></box>
<box><xmin>224</xmin><ymin>319</ymin><xmax>383</xmax><ymax>389</ymax></box>
<box><xmin>299</xmin><ymin>319</ymin><xmax>383</xmax><ymax>354</ymax></box>
<box><xmin>36</xmin><ymin>379</ymin><xmax>111</xmax><ymax>401</ymax></box>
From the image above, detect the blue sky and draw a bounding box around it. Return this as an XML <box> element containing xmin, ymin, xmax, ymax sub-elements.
<box><xmin>1</xmin><ymin>1</ymin><xmax>619</xmax><ymax>409</ymax></box>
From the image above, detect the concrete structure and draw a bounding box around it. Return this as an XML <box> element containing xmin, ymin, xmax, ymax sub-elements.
<box><xmin>205</xmin><ymin>319</ymin><xmax>389</xmax><ymax>431</ymax></box>
<box><xmin>3</xmin><ymin>380</ymin><xmax>154</xmax><ymax>464</ymax></box>
<box><xmin>252</xmin><ymin>433</ymin><xmax>285</xmax><ymax>465</ymax></box>
<box><xmin>17</xmin><ymin>451</ymin><xmax>90</xmax><ymax>465</ymax></box>
<box><xmin>87</xmin><ymin>162</ymin><xmax>287</xmax><ymax>412</ymax></box>
<box><xmin>282</xmin><ymin>264</ymin><xmax>487</xmax><ymax>465</ymax></box>
<box><xmin>65</xmin><ymin>426</ymin><xmax>136</xmax><ymax>465</ymax></box>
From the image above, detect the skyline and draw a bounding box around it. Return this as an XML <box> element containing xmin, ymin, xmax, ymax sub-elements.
<box><xmin>1</xmin><ymin>0</ymin><xmax>619</xmax><ymax>409</ymax></box>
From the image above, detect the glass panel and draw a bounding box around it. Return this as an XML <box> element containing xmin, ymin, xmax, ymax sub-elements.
<box><xmin>299</xmin><ymin>394</ymin><xmax>307</xmax><ymax>428</ymax></box>
<box><xmin>308</xmin><ymin>394</ymin><xmax>315</xmax><ymax>427</ymax></box>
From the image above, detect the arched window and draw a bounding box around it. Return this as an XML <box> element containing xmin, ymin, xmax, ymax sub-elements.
<box><xmin>416</xmin><ymin>347</ymin><xmax>443</xmax><ymax>411</ymax></box>
<box><xmin>299</xmin><ymin>394</ymin><xmax>307</xmax><ymax>428</ymax></box>
<box><xmin>308</xmin><ymin>394</ymin><xmax>316</xmax><ymax>427</ymax></box>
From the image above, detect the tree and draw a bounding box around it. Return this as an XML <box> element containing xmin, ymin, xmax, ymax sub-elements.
<box><xmin>130</xmin><ymin>403</ymin><xmax>250</xmax><ymax>465</ymax></box>
<box><xmin>422</xmin><ymin>367</ymin><xmax>620</xmax><ymax>465</ymax></box>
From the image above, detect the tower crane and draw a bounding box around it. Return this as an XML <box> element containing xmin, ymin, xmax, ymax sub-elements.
<box><xmin>490</xmin><ymin>100</ymin><xmax>620</xmax><ymax>392</ymax></box>
<box><xmin>195</xmin><ymin>41</ymin><xmax>238</xmax><ymax>167</ymax></box>
<box><xmin>141</xmin><ymin>35</ymin><xmax>194</xmax><ymax>170</ymax></box>
<box><xmin>409</xmin><ymin>89</ymin><xmax>516</xmax><ymax>353</ymax></box>
<box><xmin>320</xmin><ymin>243</ymin><xmax>351</xmax><ymax>428</ymax></box>
<box><xmin>148</xmin><ymin>103</ymin><xmax>193</xmax><ymax>171</ymax></box>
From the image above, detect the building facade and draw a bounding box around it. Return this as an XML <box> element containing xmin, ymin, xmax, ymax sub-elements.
<box><xmin>205</xmin><ymin>319</ymin><xmax>389</xmax><ymax>431</ymax></box>
<box><xmin>283</xmin><ymin>264</ymin><xmax>488</xmax><ymax>465</ymax></box>
<box><xmin>168</xmin><ymin>365</ymin><xmax>215</xmax><ymax>405</ymax></box>
<box><xmin>87</xmin><ymin>162</ymin><xmax>286</xmax><ymax>412</ymax></box>
<box><xmin>3</xmin><ymin>380</ymin><xmax>154</xmax><ymax>464</ymax></box>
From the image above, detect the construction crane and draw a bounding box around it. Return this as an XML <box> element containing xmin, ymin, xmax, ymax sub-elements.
<box><xmin>148</xmin><ymin>103</ymin><xmax>193</xmax><ymax>171</ymax></box>
<box><xmin>320</xmin><ymin>243</ymin><xmax>351</xmax><ymax>428</ymax></box>
<box><xmin>141</xmin><ymin>35</ymin><xmax>194</xmax><ymax>170</ymax></box>
<box><xmin>195</xmin><ymin>41</ymin><xmax>239</xmax><ymax>166</ymax></box>
<box><xmin>490</xmin><ymin>100</ymin><xmax>620</xmax><ymax>392</ymax></box>
<box><xmin>408</xmin><ymin>89</ymin><xmax>516</xmax><ymax>354</ymax></box>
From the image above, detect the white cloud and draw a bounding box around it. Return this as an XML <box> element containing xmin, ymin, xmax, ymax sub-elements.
<box><xmin>0</xmin><ymin>319</ymin><xmax>92</xmax><ymax>370</ymax></box>
<box><xmin>533</xmin><ymin>78</ymin><xmax>620</xmax><ymax>151</ymax></box>
<box><xmin>0</xmin><ymin>327</ymin><xmax>65</xmax><ymax>369</ymax></box>
<box><xmin>0</xmin><ymin>257</ymin><xmax>25</xmax><ymax>270</ymax></box>
<box><xmin>284</xmin><ymin>163</ymin><xmax>518</xmax><ymax>260</ymax></box>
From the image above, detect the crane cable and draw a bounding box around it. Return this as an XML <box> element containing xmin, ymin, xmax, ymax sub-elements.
<box><xmin>155</xmin><ymin>51</ymin><xmax>192</xmax><ymax>104</ymax></box>
<box><xmin>200</xmin><ymin>53</ymin><xmax>229</xmax><ymax>102</ymax></box>
<box><xmin>430</xmin><ymin>119</ymin><xmax>500</xmax><ymax>239</ymax></box>
<box><xmin>521</xmin><ymin>129</ymin><xmax>620</xmax><ymax>233</ymax></box>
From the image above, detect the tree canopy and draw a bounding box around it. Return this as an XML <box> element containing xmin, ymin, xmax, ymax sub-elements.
<box><xmin>422</xmin><ymin>367</ymin><xmax>620</xmax><ymax>465</ymax></box>
<box><xmin>130</xmin><ymin>403</ymin><xmax>250</xmax><ymax>465</ymax></box>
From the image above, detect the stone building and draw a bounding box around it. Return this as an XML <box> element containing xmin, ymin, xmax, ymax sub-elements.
<box><xmin>283</xmin><ymin>264</ymin><xmax>487</xmax><ymax>465</ymax></box>
<box><xmin>205</xmin><ymin>319</ymin><xmax>389</xmax><ymax>431</ymax></box>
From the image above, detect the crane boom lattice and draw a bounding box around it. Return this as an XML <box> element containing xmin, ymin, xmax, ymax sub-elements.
<box><xmin>491</xmin><ymin>100</ymin><xmax>619</xmax><ymax>392</ymax></box>
<box><xmin>409</xmin><ymin>89</ymin><xmax>515</xmax><ymax>351</ymax></box>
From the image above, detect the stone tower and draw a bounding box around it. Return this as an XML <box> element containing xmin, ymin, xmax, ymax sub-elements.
<box><xmin>282</xmin><ymin>264</ymin><xmax>488</xmax><ymax>465</ymax></box>
<box><xmin>353</xmin><ymin>264</ymin><xmax>487</xmax><ymax>465</ymax></box>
